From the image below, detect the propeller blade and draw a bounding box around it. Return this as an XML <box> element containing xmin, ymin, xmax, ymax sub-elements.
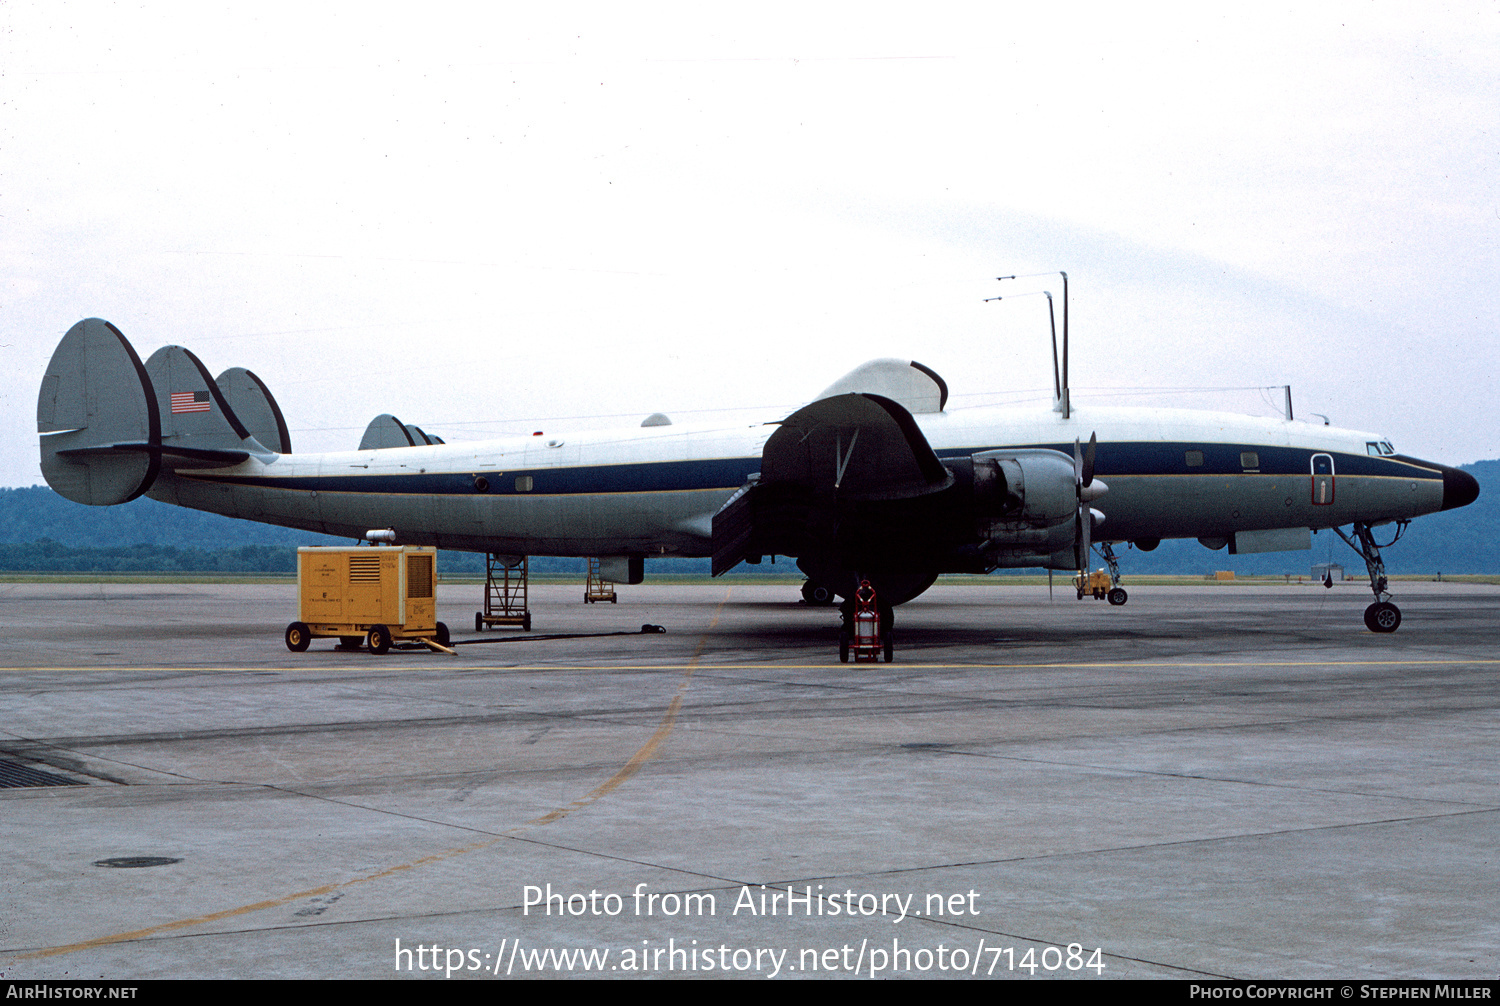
<box><xmin>1077</xmin><ymin>504</ymin><xmax>1092</xmax><ymax>574</ymax></box>
<box><xmin>1073</xmin><ymin>438</ymin><xmax>1082</xmax><ymax>486</ymax></box>
<box><xmin>1082</xmin><ymin>432</ymin><xmax>1097</xmax><ymax>489</ymax></box>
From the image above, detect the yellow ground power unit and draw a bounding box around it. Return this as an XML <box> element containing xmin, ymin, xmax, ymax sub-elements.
<box><xmin>284</xmin><ymin>545</ymin><xmax>451</xmax><ymax>654</ymax></box>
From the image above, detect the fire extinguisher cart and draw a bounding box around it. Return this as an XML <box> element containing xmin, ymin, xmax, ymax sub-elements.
<box><xmin>839</xmin><ymin>579</ymin><xmax>893</xmax><ymax>663</ymax></box>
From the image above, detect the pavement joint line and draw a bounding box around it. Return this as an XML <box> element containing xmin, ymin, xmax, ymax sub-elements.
<box><xmin>936</xmin><ymin>749</ymin><xmax>1500</xmax><ymax>808</ymax></box>
<box><xmin>9</xmin><ymin>589</ymin><xmax>734</xmax><ymax>964</ymax></box>
<box><xmin>3</xmin><ymin>658</ymin><xmax>1500</xmax><ymax>673</ymax></box>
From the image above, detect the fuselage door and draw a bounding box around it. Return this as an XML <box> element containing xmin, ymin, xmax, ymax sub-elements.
<box><xmin>1311</xmin><ymin>453</ymin><xmax>1335</xmax><ymax>505</ymax></box>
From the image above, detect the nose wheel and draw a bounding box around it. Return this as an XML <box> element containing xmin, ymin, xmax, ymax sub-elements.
<box><xmin>1364</xmin><ymin>601</ymin><xmax>1401</xmax><ymax>633</ymax></box>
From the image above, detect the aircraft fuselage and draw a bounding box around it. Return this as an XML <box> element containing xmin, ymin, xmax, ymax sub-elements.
<box><xmin>145</xmin><ymin>403</ymin><xmax>1469</xmax><ymax>563</ymax></box>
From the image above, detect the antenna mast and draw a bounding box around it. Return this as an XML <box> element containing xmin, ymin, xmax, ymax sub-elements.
<box><xmin>989</xmin><ymin>271</ymin><xmax>1071</xmax><ymax>418</ymax></box>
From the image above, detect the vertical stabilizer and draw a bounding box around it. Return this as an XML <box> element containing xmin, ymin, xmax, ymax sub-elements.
<box><xmin>37</xmin><ymin>319</ymin><xmax>161</xmax><ymax>505</ymax></box>
<box><xmin>359</xmin><ymin>414</ymin><xmax>417</xmax><ymax>450</ymax></box>
<box><xmin>144</xmin><ymin>346</ymin><xmax>266</xmax><ymax>463</ymax></box>
<box><xmin>217</xmin><ymin>367</ymin><xmax>292</xmax><ymax>453</ymax></box>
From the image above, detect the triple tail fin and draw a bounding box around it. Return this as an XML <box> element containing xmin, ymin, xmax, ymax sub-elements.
<box><xmin>357</xmin><ymin>415</ymin><xmax>444</xmax><ymax>449</ymax></box>
<box><xmin>37</xmin><ymin>320</ymin><xmax>284</xmax><ymax>506</ymax></box>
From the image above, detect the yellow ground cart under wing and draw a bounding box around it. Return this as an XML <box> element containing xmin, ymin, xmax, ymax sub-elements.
<box><xmin>285</xmin><ymin>545</ymin><xmax>450</xmax><ymax>654</ymax></box>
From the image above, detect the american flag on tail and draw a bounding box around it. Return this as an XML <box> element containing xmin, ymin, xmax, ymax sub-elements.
<box><xmin>170</xmin><ymin>391</ymin><xmax>211</xmax><ymax>414</ymax></box>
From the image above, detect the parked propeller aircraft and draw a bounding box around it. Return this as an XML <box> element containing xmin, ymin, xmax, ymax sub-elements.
<box><xmin>36</xmin><ymin>313</ymin><xmax>1478</xmax><ymax>643</ymax></box>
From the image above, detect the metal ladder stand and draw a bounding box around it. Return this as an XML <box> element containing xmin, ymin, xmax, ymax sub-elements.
<box><xmin>476</xmin><ymin>554</ymin><xmax>532</xmax><ymax>631</ymax></box>
<box><xmin>584</xmin><ymin>557</ymin><xmax>617</xmax><ymax>603</ymax></box>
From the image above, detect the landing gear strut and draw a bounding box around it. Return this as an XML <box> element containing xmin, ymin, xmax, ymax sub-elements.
<box><xmin>1098</xmin><ymin>542</ymin><xmax>1127</xmax><ymax>605</ymax></box>
<box><xmin>1332</xmin><ymin>520</ymin><xmax>1408</xmax><ymax>633</ymax></box>
<box><xmin>1077</xmin><ymin>543</ymin><xmax>1129</xmax><ymax>604</ymax></box>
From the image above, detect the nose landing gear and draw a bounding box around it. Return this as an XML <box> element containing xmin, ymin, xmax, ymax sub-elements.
<box><xmin>1333</xmin><ymin>520</ymin><xmax>1410</xmax><ymax>633</ymax></box>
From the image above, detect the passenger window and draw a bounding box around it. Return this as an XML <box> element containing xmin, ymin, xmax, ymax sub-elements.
<box><xmin>1240</xmin><ymin>452</ymin><xmax>1259</xmax><ymax>469</ymax></box>
<box><xmin>1185</xmin><ymin>450</ymin><xmax>1204</xmax><ymax>467</ymax></box>
<box><xmin>515</xmin><ymin>476</ymin><xmax>533</xmax><ymax>492</ymax></box>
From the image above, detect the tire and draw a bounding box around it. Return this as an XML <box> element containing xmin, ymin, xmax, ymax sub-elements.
<box><xmin>367</xmin><ymin>624</ymin><xmax>392</xmax><ymax>655</ymax></box>
<box><xmin>883</xmin><ymin>631</ymin><xmax>893</xmax><ymax>663</ymax></box>
<box><xmin>838</xmin><ymin>631</ymin><xmax>850</xmax><ymax>663</ymax></box>
<box><xmin>802</xmin><ymin>581</ymin><xmax>835</xmax><ymax>606</ymax></box>
<box><xmin>284</xmin><ymin>622</ymin><xmax>311</xmax><ymax>652</ymax></box>
<box><xmin>475</xmin><ymin>612</ymin><xmax>484</xmax><ymax>632</ymax></box>
<box><xmin>434</xmin><ymin>622</ymin><xmax>450</xmax><ymax>647</ymax></box>
<box><xmin>1107</xmin><ymin>587</ymin><xmax>1128</xmax><ymax>606</ymax></box>
<box><xmin>522</xmin><ymin>612</ymin><xmax>533</xmax><ymax>631</ymax></box>
<box><xmin>1364</xmin><ymin>602</ymin><xmax>1401</xmax><ymax>633</ymax></box>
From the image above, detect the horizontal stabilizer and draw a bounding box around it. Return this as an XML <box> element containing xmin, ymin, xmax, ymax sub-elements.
<box><xmin>37</xmin><ymin>319</ymin><xmax>161</xmax><ymax>505</ymax></box>
<box><xmin>145</xmin><ymin>346</ymin><xmax>267</xmax><ymax>468</ymax></box>
<box><xmin>814</xmin><ymin>359</ymin><xmax>948</xmax><ymax>414</ymax></box>
<box><xmin>217</xmin><ymin>367</ymin><xmax>291</xmax><ymax>453</ymax></box>
<box><xmin>55</xmin><ymin>442</ymin><xmax>250</xmax><ymax>466</ymax></box>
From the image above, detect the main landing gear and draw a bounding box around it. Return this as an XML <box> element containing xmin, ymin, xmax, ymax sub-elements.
<box><xmin>1332</xmin><ymin>520</ymin><xmax>1409</xmax><ymax>633</ymax></box>
<box><xmin>1077</xmin><ymin>542</ymin><xmax>1128</xmax><ymax>605</ymax></box>
<box><xmin>1099</xmin><ymin>542</ymin><xmax>1127</xmax><ymax>605</ymax></box>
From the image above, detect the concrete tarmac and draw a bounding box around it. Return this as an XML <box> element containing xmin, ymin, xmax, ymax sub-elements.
<box><xmin>1</xmin><ymin>579</ymin><xmax>1497</xmax><ymax>980</ymax></box>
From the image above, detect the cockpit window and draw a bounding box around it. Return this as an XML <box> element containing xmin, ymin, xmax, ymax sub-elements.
<box><xmin>1366</xmin><ymin>441</ymin><xmax>1396</xmax><ymax>456</ymax></box>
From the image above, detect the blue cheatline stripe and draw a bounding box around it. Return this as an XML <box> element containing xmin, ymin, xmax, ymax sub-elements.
<box><xmin>181</xmin><ymin>443</ymin><xmax>1441</xmax><ymax>497</ymax></box>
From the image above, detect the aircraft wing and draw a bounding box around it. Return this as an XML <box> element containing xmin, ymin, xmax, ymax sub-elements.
<box><xmin>711</xmin><ymin>393</ymin><xmax>954</xmax><ymax>576</ymax></box>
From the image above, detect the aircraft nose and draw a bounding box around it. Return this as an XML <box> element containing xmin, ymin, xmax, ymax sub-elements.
<box><xmin>1440</xmin><ymin>465</ymin><xmax>1480</xmax><ymax>511</ymax></box>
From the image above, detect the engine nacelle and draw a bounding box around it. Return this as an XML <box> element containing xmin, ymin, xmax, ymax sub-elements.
<box><xmin>968</xmin><ymin>448</ymin><xmax>1107</xmax><ymax>566</ymax></box>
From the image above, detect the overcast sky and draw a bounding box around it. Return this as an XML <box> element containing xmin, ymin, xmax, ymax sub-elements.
<box><xmin>3</xmin><ymin>3</ymin><xmax>1497</xmax><ymax>488</ymax></box>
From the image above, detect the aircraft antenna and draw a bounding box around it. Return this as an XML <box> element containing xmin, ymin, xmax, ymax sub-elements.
<box><xmin>1061</xmin><ymin>270</ymin><xmax>1069</xmax><ymax>419</ymax></box>
<box><xmin>991</xmin><ymin>271</ymin><xmax>1071</xmax><ymax>418</ymax></box>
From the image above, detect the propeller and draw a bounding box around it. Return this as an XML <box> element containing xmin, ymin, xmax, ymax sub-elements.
<box><xmin>1073</xmin><ymin>433</ymin><xmax>1103</xmax><ymax>577</ymax></box>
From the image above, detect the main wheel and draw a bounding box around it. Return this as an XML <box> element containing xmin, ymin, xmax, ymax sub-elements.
<box><xmin>883</xmin><ymin>631</ymin><xmax>893</xmax><ymax>663</ymax></box>
<box><xmin>838</xmin><ymin>630</ymin><xmax>850</xmax><ymax>663</ymax></box>
<box><xmin>475</xmin><ymin>612</ymin><xmax>484</xmax><ymax>632</ymax></box>
<box><xmin>1107</xmin><ymin>587</ymin><xmax>1128</xmax><ymax>606</ymax></box>
<box><xmin>367</xmin><ymin>624</ymin><xmax>392</xmax><ymax>655</ymax></box>
<box><xmin>284</xmin><ymin>622</ymin><xmax>311</xmax><ymax>652</ymax></box>
<box><xmin>434</xmin><ymin>622</ymin><xmax>450</xmax><ymax>647</ymax></box>
<box><xmin>522</xmin><ymin>612</ymin><xmax>533</xmax><ymax>631</ymax></box>
<box><xmin>802</xmin><ymin>581</ymin><xmax>835</xmax><ymax>606</ymax></box>
<box><xmin>1364</xmin><ymin>601</ymin><xmax>1401</xmax><ymax>633</ymax></box>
